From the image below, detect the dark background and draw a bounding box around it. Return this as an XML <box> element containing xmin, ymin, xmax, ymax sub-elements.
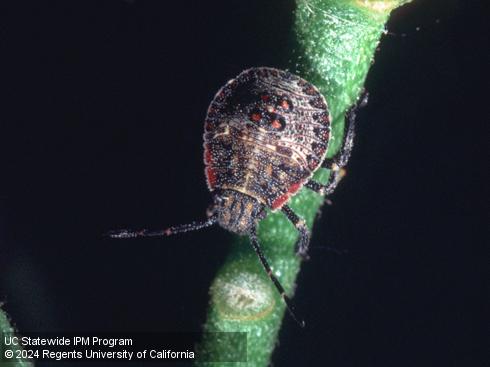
<box><xmin>0</xmin><ymin>0</ymin><xmax>486</xmax><ymax>366</ymax></box>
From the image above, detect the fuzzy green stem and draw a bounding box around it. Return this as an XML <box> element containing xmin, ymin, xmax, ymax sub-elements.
<box><xmin>0</xmin><ymin>307</ymin><xmax>34</xmax><ymax>367</ymax></box>
<box><xmin>196</xmin><ymin>1</ymin><xmax>412</xmax><ymax>366</ymax></box>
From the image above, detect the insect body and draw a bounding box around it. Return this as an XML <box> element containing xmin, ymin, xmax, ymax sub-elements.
<box><xmin>107</xmin><ymin>67</ymin><xmax>363</xmax><ymax>327</ymax></box>
<box><xmin>204</xmin><ymin>68</ymin><xmax>330</xmax><ymax>236</ymax></box>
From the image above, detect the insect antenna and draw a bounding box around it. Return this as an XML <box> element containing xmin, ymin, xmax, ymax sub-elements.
<box><xmin>105</xmin><ymin>215</ymin><xmax>218</xmax><ymax>239</ymax></box>
<box><xmin>249</xmin><ymin>227</ymin><xmax>306</xmax><ymax>328</ymax></box>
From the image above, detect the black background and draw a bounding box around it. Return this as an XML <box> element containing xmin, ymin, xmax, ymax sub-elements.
<box><xmin>0</xmin><ymin>0</ymin><xmax>486</xmax><ymax>366</ymax></box>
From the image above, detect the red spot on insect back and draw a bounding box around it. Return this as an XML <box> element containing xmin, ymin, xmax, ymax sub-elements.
<box><xmin>288</xmin><ymin>181</ymin><xmax>302</xmax><ymax>194</ymax></box>
<box><xmin>271</xmin><ymin>119</ymin><xmax>282</xmax><ymax>129</ymax></box>
<box><xmin>206</xmin><ymin>167</ymin><xmax>217</xmax><ymax>188</ymax></box>
<box><xmin>272</xmin><ymin>193</ymin><xmax>290</xmax><ymax>210</ymax></box>
<box><xmin>204</xmin><ymin>146</ymin><xmax>212</xmax><ymax>164</ymax></box>
<box><xmin>272</xmin><ymin>181</ymin><xmax>303</xmax><ymax>209</ymax></box>
<box><xmin>250</xmin><ymin>112</ymin><xmax>262</xmax><ymax>122</ymax></box>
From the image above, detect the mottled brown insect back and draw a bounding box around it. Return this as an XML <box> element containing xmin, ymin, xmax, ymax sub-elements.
<box><xmin>204</xmin><ymin>67</ymin><xmax>331</xmax><ymax>215</ymax></box>
<box><xmin>107</xmin><ymin>66</ymin><xmax>364</xmax><ymax>327</ymax></box>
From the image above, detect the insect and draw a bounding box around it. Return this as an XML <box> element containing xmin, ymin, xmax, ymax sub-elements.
<box><xmin>107</xmin><ymin>67</ymin><xmax>364</xmax><ymax>327</ymax></box>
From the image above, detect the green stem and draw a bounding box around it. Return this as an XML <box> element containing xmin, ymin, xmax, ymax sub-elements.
<box><xmin>0</xmin><ymin>307</ymin><xmax>34</xmax><ymax>367</ymax></box>
<box><xmin>196</xmin><ymin>1</ymin><xmax>412</xmax><ymax>366</ymax></box>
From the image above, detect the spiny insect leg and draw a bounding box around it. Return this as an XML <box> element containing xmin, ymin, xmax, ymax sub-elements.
<box><xmin>306</xmin><ymin>91</ymin><xmax>368</xmax><ymax>196</ymax></box>
<box><xmin>249</xmin><ymin>226</ymin><xmax>305</xmax><ymax>328</ymax></box>
<box><xmin>281</xmin><ymin>205</ymin><xmax>310</xmax><ymax>259</ymax></box>
<box><xmin>105</xmin><ymin>216</ymin><xmax>218</xmax><ymax>239</ymax></box>
<box><xmin>304</xmin><ymin>162</ymin><xmax>345</xmax><ymax>196</ymax></box>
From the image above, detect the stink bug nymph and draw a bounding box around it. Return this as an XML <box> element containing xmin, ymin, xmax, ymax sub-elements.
<box><xmin>107</xmin><ymin>67</ymin><xmax>365</xmax><ymax>327</ymax></box>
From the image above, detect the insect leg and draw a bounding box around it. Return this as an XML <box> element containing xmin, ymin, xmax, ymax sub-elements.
<box><xmin>305</xmin><ymin>91</ymin><xmax>368</xmax><ymax>196</ymax></box>
<box><xmin>105</xmin><ymin>215</ymin><xmax>218</xmax><ymax>239</ymax></box>
<box><xmin>281</xmin><ymin>205</ymin><xmax>310</xmax><ymax>259</ymax></box>
<box><xmin>249</xmin><ymin>226</ymin><xmax>305</xmax><ymax>328</ymax></box>
<box><xmin>304</xmin><ymin>164</ymin><xmax>346</xmax><ymax>196</ymax></box>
